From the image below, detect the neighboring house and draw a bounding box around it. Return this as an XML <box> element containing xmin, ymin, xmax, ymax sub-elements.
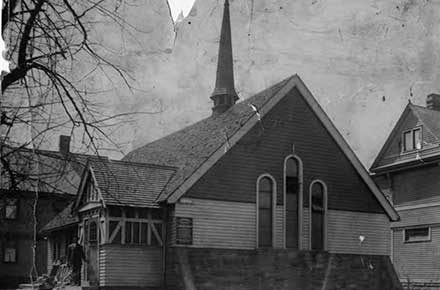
<box><xmin>371</xmin><ymin>94</ymin><xmax>440</xmax><ymax>289</ymax></box>
<box><xmin>0</xmin><ymin>136</ymin><xmax>90</xmax><ymax>288</ymax></box>
<box><xmin>44</xmin><ymin>1</ymin><xmax>402</xmax><ymax>289</ymax></box>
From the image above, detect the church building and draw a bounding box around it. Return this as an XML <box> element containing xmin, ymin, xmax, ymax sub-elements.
<box><xmin>43</xmin><ymin>1</ymin><xmax>402</xmax><ymax>289</ymax></box>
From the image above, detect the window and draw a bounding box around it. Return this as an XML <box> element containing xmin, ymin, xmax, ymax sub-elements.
<box><xmin>88</xmin><ymin>221</ymin><xmax>98</xmax><ymax>243</ymax></box>
<box><xmin>257</xmin><ymin>175</ymin><xmax>275</xmax><ymax>248</ymax></box>
<box><xmin>83</xmin><ymin>176</ymin><xmax>98</xmax><ymax>202</ymax></box>
<box><xmin>52</xmin><ymin>239</ymin><xmax>62</xmax><ymax>261</ymax></box>
<box><xmin>3</xmin><ymin>240</ymin><xmax>17</xmax><ymax>263</ymax></box>
<box><xmin>310</xmin><ymin>181</ymin><xmax>327</xmax><ymax>251</ymax></box>
<box><xmin>403</xmin><ymin>128</ymin><xmax>422</xmax><ymax>152</ymax></box>
<box><xmin>285</xmin><ymin>156</ymin><xmax>302</xmax><ymax>249</ymax></box>
<box><xmin>0</xmin><ymin>198</ymin><xmax>18</xmax><ymax>219</ymax></box>
<box><xmin>404</xmin><ymin>227</ymin><xmax>430</xmax><ymax>243</ymax></box>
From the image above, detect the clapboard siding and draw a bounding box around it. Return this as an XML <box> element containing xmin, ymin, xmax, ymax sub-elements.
<box><xmin>392</xmin><ymin>205</ymin><xmax>440</xmax><ymax>228</ymax></box>
<box><xmin>47</xmin><ymin>239</ymin><xmax>52</xmax><ymax>273</ymax></box>
<box><xmin>173</xmin><ymin>199</ymin><xmax>285</xmax><ymax>249</ymax></box>
<box><xmin>172</xmin><ymin>200</ymin><xmax>389</xmax><ymax>254</ymax></box>
<box><xmin>274</xmin><ymin>205</ymin><xmax>284</xmax><ymax>248</ymax></box>
<box><xmin>326</xmin><ymin>210</ymin><xmax>390</xmax><ymax>255</ymax></box>
<box><xmin>392</xmin><ymin>226</ymin><xmax>440</xmax><ymax>282</ymax></box>
<box><xmin>99</xmin><ymin>244</ymin><xmax>162</xmax><ymax>286</ymax></box>
<box><xmin>302</xmin><ymin>207</ymin><xmax>310</xmax><ymax>250</ymax></box>
<box><xmin>174</xmin><ymin>199</ymin><xmax>256</xmax><ymax>249</ymax></box>
<box><xmin>186</xmin><ymin>87</ymin><xmax>383</xmax><ymax>214</ymax></box>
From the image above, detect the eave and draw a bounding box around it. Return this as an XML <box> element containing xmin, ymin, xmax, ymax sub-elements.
<box><xmin>371</xmin><ymin>150</ymin><xmax>440</xmax><ymax>175</ymax></box>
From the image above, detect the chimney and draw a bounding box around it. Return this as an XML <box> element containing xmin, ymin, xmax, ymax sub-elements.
<box><xmin>426</xmin><ymin>93</ymin><xmax>440</xmax><ymax>111</ymax></box>
<box><xmin>59</xmin><ymin>135</ymin><xmax>71</xmax><ymax>154</ymax></box>
<box><xmin>210</xmin><ymin>0</ymin><xmax>238</xmax><ymax>115</ymax></box>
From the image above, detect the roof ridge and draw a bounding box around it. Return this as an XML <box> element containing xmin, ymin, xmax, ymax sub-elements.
<box><xmin>409</xmin><ymin>103</ymin><xmax>440</xmax><ymax>113</ymax></box>
<box><xmin>125</xmin><ymin>76</ymin><xmax>293</xmax><ymax>160</ymax></box>
<box><xmin>106</xmin><ymin>159</ymin><xmax>177</xmax><ymax>170</ymax></box>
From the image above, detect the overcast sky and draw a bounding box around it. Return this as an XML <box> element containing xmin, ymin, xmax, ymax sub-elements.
<box><xmin>168</xmin><ymin>0</ymin><xmax>196</xmax><ymax>21</ymax></box>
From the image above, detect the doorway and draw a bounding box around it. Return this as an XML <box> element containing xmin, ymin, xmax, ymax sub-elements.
<box><xmin>84</xmin><ymin>219</ymin><xmax>99</xmax><ymax>286</ymax></box>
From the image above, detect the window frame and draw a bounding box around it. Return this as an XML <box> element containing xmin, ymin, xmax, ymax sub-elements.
<box><xmin>283</xmin><ymin>155</ymin><xmax>303</xmax><ymax>249</ymax></box>
<box><xmin>403</xmin><ymin>226</ymin><xmax>431</xmax><ymax>243</ymax></box>
<box><xmin>308</xmin><ymin>180</ymin><xmax>328</xmax><ymax>251</ymax></box>
<box><xmin>402</xmin><ymin>127</ymin><xmax>423</xmax><ymax>153</ymax></box>
<box><xmin>0</xmin><ymin>198</ymin><xmax>19</xmax><ymax>220</ymax></box>
<box><xmin>3</xmin><ymin>240</ymin><xmax>18</xmax><ymax>263</ymax></box>
<box><xmin>256</xmin><ymin>174</ymin><xmax>276</xmax><ymax>248</ymax></box>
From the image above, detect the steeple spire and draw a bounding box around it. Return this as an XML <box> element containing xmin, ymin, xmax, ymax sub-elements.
<box><xmin>210</xmin><ymin>0</ymin><xmax>238</xmax><ymax>115</ymax></box>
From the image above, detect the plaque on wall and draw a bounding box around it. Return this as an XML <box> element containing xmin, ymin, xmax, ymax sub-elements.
<box><xmin>176</xmin><ymin>217</ymin><xmax>193</xmax><ymax>245</ymax></box>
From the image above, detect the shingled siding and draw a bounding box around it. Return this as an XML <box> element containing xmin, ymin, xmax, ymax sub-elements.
<box><xmin>99</xmin><ymin>244</ymin><xmax>162</xmax><ymax>287</ymax></box>
<box><xmin>391</xmin><ymin>165</ymin><xmax>440</xmax><ymax>205</ymax></box>
<box><xmin>172</xmin><ymin>199</ymin><xmax>285</xmax><ymax>249</ymax></box>
<box><xmin>186</xmin><ymin>87</ymin><xmax>383</xmax><ymax>213</ymax></box>
<box><xmin>392</xmin><ymin>226</ymin><xmax>440</xmax><ymax>283</ymax></box>
<box><xmin>392</xmin><ymin>205</ymin><xmax>440</xmax><ymax>228</ymax></box>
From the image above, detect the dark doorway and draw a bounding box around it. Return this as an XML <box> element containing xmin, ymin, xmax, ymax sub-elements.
<box><xmin>285</xmin><ymin>158</ymin><xmax>299</xmax><ymax>248</ymax></box>
<box><xmin>311</xmin><ymin>182</ymin><xmax>326</xmax><ymax>251</ymax></box>
<box><xmin>84</xmin><ymin>219</ymin><xmax>99</xmax><ymax>286</ymax></box>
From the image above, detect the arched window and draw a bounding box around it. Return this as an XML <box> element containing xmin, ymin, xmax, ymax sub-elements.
<box><xmin>257</xmin><ymin>175</ymin><xmax>276</xmax><ymax>248</ymax></box>
<box><xmin>284</xmin><ymin>156</ymin><xmax>302</xmax><ymax>249</ymax></box>
<box><xmin>309</xmin><ymin>180</ymin><xmax>327</xmax><ymax>251</ymax></box>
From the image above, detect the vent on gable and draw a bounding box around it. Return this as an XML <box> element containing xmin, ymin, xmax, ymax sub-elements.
<box><xmin>426</xmin><ymin>93</ymin><xmax>440</xmax><ymax>111</ymax></box>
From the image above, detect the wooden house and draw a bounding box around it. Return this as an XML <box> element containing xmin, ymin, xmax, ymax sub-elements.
<box><xmin>371</xmin><ymin>94</ymin><xmax>440</xmax><ymax>289</ymax></box>
<box><xmin>0</xmin><ymin>137</ymin><xmax>82</xmax><ymax>288</ymax></box>
<box><xmin>44</xmin><ymin>1</ymin><xmax>403</xmax><ymax>289</ymax></box>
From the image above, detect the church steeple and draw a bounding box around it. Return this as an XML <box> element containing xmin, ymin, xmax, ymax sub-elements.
<box><xmin>210</xmin><ymin>0</ymin><xmax>238</xmax><ymax>115</ymax></box>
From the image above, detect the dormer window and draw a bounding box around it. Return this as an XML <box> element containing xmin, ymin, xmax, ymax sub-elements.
<box><xmin>402</xmin><ymin>127</ymin><xmax>422</xmax><ymax>152</ymax></box>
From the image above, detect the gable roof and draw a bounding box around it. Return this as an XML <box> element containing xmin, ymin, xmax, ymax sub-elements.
<box><xmin>77</xmin><ymin>158</ymin><xmax>176</xmax><ymax>209</ymax></box>
<box><xmin>126</xmin><ymin>74</ymin><xmax>399</xmax><ymax>221</ymax></box>
<box><xmin>0</xmin><ymin>146</ymin><xmax>94</xmax><ymax>196</ymax></box>
<box><xmin>41</xmin><ymin>202</ymin><xmax>78</xmax><ymax>232</ymax></box>
<box><xmin>370</xmin><ymin>103</ymin><xmax>440</xmax><ymax>173</ymax></box>
<box><xmin>410</xmin><ymin>104</ymin><xmax>440</xmax><ymax>140</ymax></box>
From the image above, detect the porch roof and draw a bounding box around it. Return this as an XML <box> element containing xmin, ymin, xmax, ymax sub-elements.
<box><xmin>41</xmin><ymin>202</ymin><xmax>78</xmax><ymax>232</ymax></box>
<box><xmin>88</xmin><ymin>159</ymin><xmax>177</xmax><ymax>208</ymax></box>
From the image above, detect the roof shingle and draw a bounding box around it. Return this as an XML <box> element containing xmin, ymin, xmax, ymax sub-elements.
<box><xmin>124</xmin><ymin>76</ymin><xmax>292</xmax><ymax>201</ymax></box>
<box><xmin>410</xmin><ymin>104</ymin><xmax>440</xmax><ymax>142</ymax></box>
<box><xmin>41</xmin><ymin>202</ymin><xmax>78</xmax><ymax>232</ymax></box>
<box><xmin>88</xmin><ymin>159</ymin><xmax>176</xmax><ymax>208</ymax></box>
